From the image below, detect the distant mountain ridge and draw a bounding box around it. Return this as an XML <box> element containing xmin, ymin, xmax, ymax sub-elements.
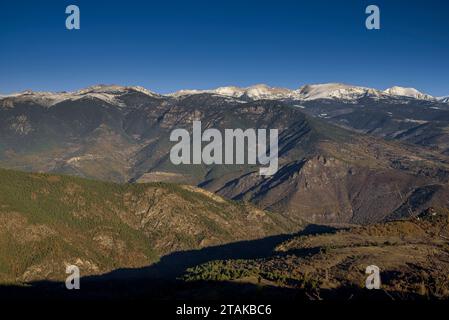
<box><xmin>1</xmin><ymin>87</ymin><xmax>449</xmax><ymax>224</ymax></box>
<box><xmin>1</xmin><ymin>83</ymin><xmax>445</xmax><ymax>104</ymax></box>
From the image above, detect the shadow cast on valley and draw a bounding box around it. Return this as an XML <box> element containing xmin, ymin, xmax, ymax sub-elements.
<box><xmin>0</xmin><ymin>224</ymin><xmax>343</xmax><ymax>301</ymax></box>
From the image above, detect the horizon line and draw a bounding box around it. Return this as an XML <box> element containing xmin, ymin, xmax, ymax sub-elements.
<box><xmin>1</xmin><ymin>82</ymin><xmax>446</xmax><ymax>97</ymax></box>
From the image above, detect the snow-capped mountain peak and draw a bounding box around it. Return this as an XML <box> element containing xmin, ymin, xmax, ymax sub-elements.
<box><xmin>1</xmin><ymin>83</ymin><xmax>441</xmax><ymax>107</ymax></box>
<box><xmin>213</xmin><ymin>86</ymin><xmax>246</xmax><ymax>97</ymax></box>
<box><xmin>384</xmin><ymin>86</ymin><xmax>434</xmax><ymax>100</ymax></box>
<box><xmin>0</xmin><ymin>85</ymin><xmax>162</xmax><ymax>108</ymax></box>
<box><xmin>244</xmin><ymin>84</ymin><xmax>293</xmax><ymax>99</ymax></box>
<box><xmin>76</xmin><ymin>84</ymin><xmax>158</xmax><ymax>97</ymax></box>
<box><xmin>296</xmin><ymin>83</ymin><xmax>384</xmax><ymax>101</ymax></box>
<box><xmin>171</xmin><ymin>84</ymin><xmax>296</xmax><ymax>100</ymax></box>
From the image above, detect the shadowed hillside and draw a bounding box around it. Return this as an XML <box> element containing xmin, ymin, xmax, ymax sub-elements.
<box><xmin>0</xmin><ymin>168</ymin><xmax>295</xmax><ymax>283</ymax></box>
<box><xmin>183</xmin><ymin>208</ymin><xmax>449</xmax><ymax>300</ymax></box>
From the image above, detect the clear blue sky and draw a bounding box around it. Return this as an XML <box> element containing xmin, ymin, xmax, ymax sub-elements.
<box><xmin>1</xmin><ymin>0</ymin><xmax>448</xmax><ymax>95</ymax></box>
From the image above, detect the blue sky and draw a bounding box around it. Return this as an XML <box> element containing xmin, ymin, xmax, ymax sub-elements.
<box><xmin>1</xmin><ymin>0</ymin><xmax>448</xmax><ymax>95</ymax></box>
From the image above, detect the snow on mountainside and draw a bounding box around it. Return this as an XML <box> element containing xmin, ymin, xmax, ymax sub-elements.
<box><xmin>0</xmin><ymin>83</ymin><xmax>443</xmax><ymax>106</ymax></box>
<box><xmin>0</xmin><ymin>91</ymin><xmax>74</xmax><ymax>108</ymax></box>
<box><xmin>170</xmin><ymin>83</ymin><xmax>437</xmax><ymax>102</ymax></box>
<box><xmin>169</xmin><ymin>84</ymin><xmax>296</xmax><ymax>100</ymax></box>
<box><xmin>384</xmin><ymin>86</ymin><xmax>434</xmax><ymax>101</ymax></box>
<box><xmin>233</xmin><ymin>84</ymin><xmax>295</xmax><ymax>99</ymax></box>
<box><xmin>296</xmin><ymin>83</ymin><xmax>386</xmax><ymax>101</ymax></box>
<box><xmin>439</xmin><ymin>96</ymin><xmax>449</xmax><ymax>103</ymax></box>
<box><xmin>212</xmin><ymin>86</ymin><xmax>246</xmax><ymax>97</ymax></box>
<box><xmin>0</xmin><ymin>85</ymin><xmax>162</xmax><ymax>108</ymax></box>
<box><xmin>76</xmin><ymin>84</ymin><xmax>159</xmax><ymax>97</ymax></box>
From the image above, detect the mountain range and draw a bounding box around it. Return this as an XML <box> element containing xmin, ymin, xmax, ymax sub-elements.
<box><xmin>1</xmin><ymin>83</ymin><xmax>449</xmax><ymax>225</ymax></box>
<box><xmin>171</xmin><ymin>83</ymin><xmax>443</xmax><ymax>101</ymax></box>
<box><xmin>1</xmin><ymin>82</ymin><xmax>449</xmax><ymax>299</ymax></box>
<box><xmin>2</xmin><ymin>83</ymin><xmax>447</xmax><ymax>103</ymax></box>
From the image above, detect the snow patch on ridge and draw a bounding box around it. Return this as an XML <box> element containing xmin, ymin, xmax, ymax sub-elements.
<box><xmin>170</xmin><ymin>83</ymin><xmax>437</xmax><ymax>102</ymax></box>
<box><xmin>1</xmin><ymin>83</ymin><xmax>444</xmax><ymax>107</ymax></box>
<box><xmin>0</xmin><ymin>85</ymin><xmax>161</xmax><ymax>108</ymax></box>
<box><xmin>384</xmin><ymin>86</ymin><xmax>434</xmax><ymax>100</ymax></box>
